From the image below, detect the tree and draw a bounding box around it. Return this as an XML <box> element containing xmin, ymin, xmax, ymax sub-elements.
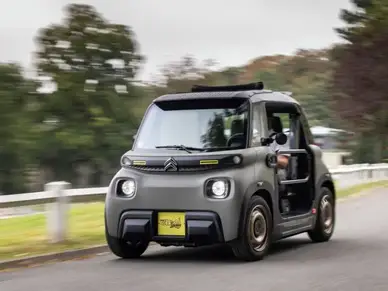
<box><xmin>0</xmin><ymin>64</ymin><xmax>37</xmax><ymax>194</ymax></box>
<box><xmin>335</xmin><ymin>0</ymin><xmax>373</xmax><ymax>42</ymax></box>
<box><xmin>201</xmin><ymin>114</ymin><xmax>227</xmax><ymax>148</ymax></box>
<box><xmin>150</xmin><ymin>50</ymin><xmax>337</xmax><ymax>128</ymax></box>
<box><xmin>153</xmin><ymin>55</ymin><xmax>218</xmax><ymax>93</ymax></box>
<box><xmin>331</xmin><ymin>0</ymin><xmax>388</xmax><ymax>162</ymax></box>
<box><xmin>32</xmin><ymin>3</ymin><xmax>145</xmax><ymax>185</ymax></box>
<box><xmin>250</xmin><ymin>49</ymin><xmax>336</xmax><ymax>127</ymax></box>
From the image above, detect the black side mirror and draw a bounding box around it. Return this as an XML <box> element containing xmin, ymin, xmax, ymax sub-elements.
<box><xmin>275</xmin><ymin>132</ymin><xmax>287</xmax><ymax>145</ymax></box>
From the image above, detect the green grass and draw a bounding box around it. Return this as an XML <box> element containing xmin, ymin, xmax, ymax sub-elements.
<box><xmin>0</xmin><ymin>203</ymin><xmax>105</xmax><ymax>261</ymax></box>
<box><xmin>336</xmin><ymin>180</ymin><xmax>388</xmax><ymax>198</ymax></box>
<box><xmin>1</xmin><ymin>180</ymin><xmax>388</xmax><ymax>261</ymax></box>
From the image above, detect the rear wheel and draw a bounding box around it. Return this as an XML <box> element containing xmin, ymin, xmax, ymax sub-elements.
<box><xmin>232</xmin><ymin>196</ymin><xmax>272</xmax><ymax>261</ymax></box>
<box><xmin>308</xmin><ymin>187</ymin><xmax>335</xmax><ymax>242</ymax></box>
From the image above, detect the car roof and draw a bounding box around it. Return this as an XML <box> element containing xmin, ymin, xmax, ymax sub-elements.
<box><xmin>152</xmin><ymin>82</ymin><xmax>300</xmax><ymax>105</ymax></box>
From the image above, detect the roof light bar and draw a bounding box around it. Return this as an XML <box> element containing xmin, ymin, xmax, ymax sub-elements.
<box><xmin>191</xmin><ymin>82</ymin><xmax>264</xmax><ymax>93</ymax></box>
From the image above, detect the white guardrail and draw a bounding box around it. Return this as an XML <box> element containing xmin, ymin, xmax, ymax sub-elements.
<box><xmin>0</xmin><ymin>163</ymin><xmax>387</xmax><ymax>243</ymax></box>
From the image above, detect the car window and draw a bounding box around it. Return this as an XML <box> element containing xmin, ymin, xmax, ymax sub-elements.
<box><xmin>134</xmin><ymin>99</ymin><xmax>249</xmax><ymax>151</ymax></box>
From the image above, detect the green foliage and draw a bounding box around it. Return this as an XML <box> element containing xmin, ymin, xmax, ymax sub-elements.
<box><xmin>335</xmin><ymin>0</ymin><xmax>373</xmax><ymax>41</ymax></box>
<box><xmin>154</xmin><ymin>50</ymin><xmax>336</xmax><ymax>128</ymax></box>
<box><xmin>0</xmin><ymin>64</ymin><xmax>38</xmax><ymax>193</ymax></box>
<box><xmin>30</xmin><ymin>3</ymin><xmax>145</xmax><ymax>184</ymax></box>
<box><xmin>331</xmin><ymin>0</ymin><xmax>388</xmax><ymax>161</ymax></box>
<box><xmin>201</xmin><ymin>114</ymin><xmax>227</xmax><ymax>148</ymax></box>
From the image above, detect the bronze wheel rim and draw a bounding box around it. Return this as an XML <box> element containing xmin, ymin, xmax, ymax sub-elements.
<box><xmin>320</xmin><ymin>194</ymin><xmax>334</xmax><ymax>235</ymax></box>
<box><xmin>248</xmin><ymin>206</ymin><xmax>268</xmax><ymax>252</ymax></box>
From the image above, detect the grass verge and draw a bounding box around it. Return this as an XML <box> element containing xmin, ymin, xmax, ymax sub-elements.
<box><xmin>1</xmin><ymin>180</ymin><xmax>388</xmax><ymax>261</ymax></box>
<box><xmin>336</xmin><ymin>180</ymin><xmax>388</xmax><ymax>198</ymax></box>
<box><xmin>0</xmin><ymin>203</ymin><xmax>105</xmax><ymax>261</ymax></box>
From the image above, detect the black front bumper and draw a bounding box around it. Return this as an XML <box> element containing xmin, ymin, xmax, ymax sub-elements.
<box><xmin>117</xmin><ymin>210</ymin><xmax>225</xmax><ymax>246</ymax></box>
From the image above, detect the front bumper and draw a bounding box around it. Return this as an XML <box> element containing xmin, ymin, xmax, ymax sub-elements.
<box><xmin>104</xmin><ymin>162</ymin><xmax>258</xmax><ymax>242</ymax></box>
<box><xmin>117</xmin><ymin>210</ymin><xmax>224</xmax><ymax>247</ymax></box>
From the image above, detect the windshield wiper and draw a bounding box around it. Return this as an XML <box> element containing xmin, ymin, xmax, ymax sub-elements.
<box><xmin>155</xmin><ymin>145</ymin><xmax>206</xmax><ymax>153</ymax></box>
<box><xmin>201</xmin><ymin>146</ymin><xmax>243</xmax><ymax>152</ymax></box>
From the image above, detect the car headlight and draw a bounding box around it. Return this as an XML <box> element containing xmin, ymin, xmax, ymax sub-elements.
<box><xmin>118</xmin><ymin>179</ymin><xmax>136</xmax><ymax>197</ymax></box>
<box><xmin>212</xmin><ymin>181</ymin><xmax>226</xmax><ymax>196</ymax></box>
<box><xmin>206</xmin><ymin>179</ymin><xmax>230</xmax><ymax>199</ymax></box>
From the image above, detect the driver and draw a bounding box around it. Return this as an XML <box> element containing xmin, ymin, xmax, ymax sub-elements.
<box><xmin>267</xmin><ymin>115</ymin><xmax>292</xmax><ymax>214</ymax></box>
<box><xmin>267</xmin><ymin>115</ymin><xmax>290</xmax><ymax>177</ymax></box>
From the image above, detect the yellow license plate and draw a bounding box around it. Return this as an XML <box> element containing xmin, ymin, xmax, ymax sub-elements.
<box><xmin>157</xmin><ymin>212</ymin><xmax>186</xmax><ymax>236</ymax></box>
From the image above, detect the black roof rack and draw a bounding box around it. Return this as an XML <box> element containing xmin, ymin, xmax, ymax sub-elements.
<box><xmin>191</xmin><ymin>82</ymin><xmax>264</xmax><ymax>93</ymax></box>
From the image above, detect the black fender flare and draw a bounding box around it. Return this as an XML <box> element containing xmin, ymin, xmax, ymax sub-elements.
<box><xmin>309</xmin><ymin>174</ymin><xmax>336</xmax><ymax>227</ymax></box>
<box><xmin>236</xmin><ymin>181</ymin><xmax>275</xmax><ymax>239</ymax></box>
<box><xmin>315</xmin><ymin>173</ymin><xmax>336</xmax><ymax>206</ymax></box>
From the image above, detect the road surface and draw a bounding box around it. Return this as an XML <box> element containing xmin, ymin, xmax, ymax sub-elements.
<box><xmin>1</xmin><ymin>187</ymin><xmax>388</xmax><ymax>291</ymax></box>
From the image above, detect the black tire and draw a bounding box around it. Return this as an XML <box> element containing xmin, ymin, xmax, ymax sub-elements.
<box><xmin>105</xmin><ymin>215</ymin><xmax>149</xmax><ymax>259</ymax></box>
<box><xmin>308</xmin><ymin>187</ymin><xmax>335</xmax><ymax>242</ymax></box>
<box><xmin>232</xmin><ymin>196</ymin><xmax>273</xmax><ymax>261</ymax></box>
<box><xmin>106</xmin><ymin>232</ymin><xmax>149</xmax><ymax>259</ymax></box>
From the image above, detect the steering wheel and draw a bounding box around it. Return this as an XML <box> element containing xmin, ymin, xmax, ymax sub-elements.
<box><xmin>226</xmin><ymin>133</ymin><xmax>245</xmax><ymax>147</ymax></box>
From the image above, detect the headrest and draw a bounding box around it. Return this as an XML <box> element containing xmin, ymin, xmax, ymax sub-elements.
<box><xmin>231</xmin><ymin>119</ymin><xmax>244</xmax><ymax>135</ymax></box>
<box><xmin>269</xmin><ymin>116</ymin><xmax>283</xmax><ymax>133</ymax></box>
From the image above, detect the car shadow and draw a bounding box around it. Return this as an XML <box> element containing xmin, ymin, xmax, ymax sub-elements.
<box><xmin>109</xmin><ymin>235</ymin><xmax>318</xmax><ymax>265</ymax></box>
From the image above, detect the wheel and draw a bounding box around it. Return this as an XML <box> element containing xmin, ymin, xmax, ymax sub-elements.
<box><xmin>232</xmin><ymin>196</ymin><xmax>273</xmax><ymax>261</ymax></box>
<box><xmin>106</xmin><ymin>231</ymin><xmax>149</xmax><ymax>259</ymax></box>
<box><xmin>308</xmin><ymin>187</ymin><xmax>335</xmax><ymax>242</ymax></box>
<box><xmin>105</xmin><ymin>215</ymin><xmax>149</xmax><ymax>259</ymax></box>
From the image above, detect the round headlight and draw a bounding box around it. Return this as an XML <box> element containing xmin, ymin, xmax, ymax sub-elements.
<box><xmin>211</xmin><ymin>180</ymin><xmax>227</xmax><ymax>197</ymax></box>
<box><xmin>121</xmin><ymin>180</ymin><xmax>136</xmax><ymax>197</ymax></box>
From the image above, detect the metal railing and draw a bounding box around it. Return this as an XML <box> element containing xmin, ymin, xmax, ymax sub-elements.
<box><xmin>1</xmin><ymin>163</ymin><xmax>387</xmax><ymax>243</ymax></box>
<box><xmin>330</xmin><ymin>163</ymin><xmax>388</xmax><ymax>189</ymax></box>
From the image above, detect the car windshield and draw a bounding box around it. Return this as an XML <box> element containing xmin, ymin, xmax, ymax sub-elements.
<box><xmin>133</xmin><ymin>98</ymin><xmax>249</xmax><ymax>152</ymax></box>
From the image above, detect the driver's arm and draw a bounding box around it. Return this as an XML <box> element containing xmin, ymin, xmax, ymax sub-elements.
<box><xmin>277</xmin><ymin>155</ymin><xmax>289</xmax><ymax>169</ymax></box>
<box><xmin>276</xmin><ymin>141</ymin><xmax>290</xmax><ymax>169</ymax></box>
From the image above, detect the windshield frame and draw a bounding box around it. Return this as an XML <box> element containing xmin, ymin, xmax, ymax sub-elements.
<box><xmin>132</xmin><ymin>97</ymin><xmax>253</xmax><ymax>152</ymax></box>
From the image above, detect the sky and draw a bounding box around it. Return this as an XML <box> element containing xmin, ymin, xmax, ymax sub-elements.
<box><xmin>0</xmin><ymin>0</ymin><xmax>354</xmax><ymax>82</ymax></box>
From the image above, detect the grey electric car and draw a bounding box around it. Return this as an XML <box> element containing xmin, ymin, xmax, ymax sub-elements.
<box><xmin>104</xmin><ymin>82</ymin><xmax>336</xmax><ymax>261</ymax></box>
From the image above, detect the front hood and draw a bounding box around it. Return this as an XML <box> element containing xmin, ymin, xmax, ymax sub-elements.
<box><xmin>121</xmin><ymin>148</ymin><xmax>248</xmax><ymax>172</ymax></box>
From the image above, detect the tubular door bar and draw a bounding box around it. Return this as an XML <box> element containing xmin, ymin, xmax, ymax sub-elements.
<box><xmin>277</xmin><ymin>149</ymin><xmax>309</xmax><ymax>184</ymax></box>
<box><xmin>277</xmin><ymin>149</ymin><xmax>308</xmax><ymax>155</ymax></box>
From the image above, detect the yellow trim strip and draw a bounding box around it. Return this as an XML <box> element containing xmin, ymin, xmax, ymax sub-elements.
<box><xmin>200</xmin><ymin>160</ymin><xmax>219</xmax><ymax>165</ymax></box>
<box><xmin>132</xmin><ymin>160</ymin><xmax>147</xmax><ymax>166</ymax></box>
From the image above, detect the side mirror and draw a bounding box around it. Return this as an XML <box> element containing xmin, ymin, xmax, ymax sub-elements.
<box><xmin>275</xmin><ymin>132</ymin><xmax>287</xmax><ymax>145</ymax></box>
<box><xmin>132</xmin><ymin>134</ymin><xmax>137</xmax><ymax>140</ymax></box>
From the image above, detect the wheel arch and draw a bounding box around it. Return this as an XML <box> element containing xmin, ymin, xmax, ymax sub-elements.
<box><xmin>319</xmin><ymin>176</ymin><xmax>336</xmax><ymax>205</ymax></box>
<box><xmin>237</xmin><ymin>182</ymin><xmax>274</xmax><ymax>239</ymax></box>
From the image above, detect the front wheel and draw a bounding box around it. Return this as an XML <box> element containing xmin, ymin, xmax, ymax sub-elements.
<box><xmin>308</xmin><ymin>187</ymin><xmax>335</xmax><ymax>242</ymax></box>
<box><xmin>105</xmin><ymin>230</ymin><xmax>149</xmax><ymax>259</ymax></box>
<box><xmin>232</xmin><ymin>196</ymin><xmax>273</xmax><ymax>261</ymax></box>
<box><xmin>105</xmin><ymin>213</ymin><xmax>149</xmax><ymax>259</ymax></box>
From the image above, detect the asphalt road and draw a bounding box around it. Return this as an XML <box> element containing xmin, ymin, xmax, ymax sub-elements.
<box><xmin>1</xmin><ymin>187</ymin><xmax>388</xmax><ymax>291</ymax></box>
